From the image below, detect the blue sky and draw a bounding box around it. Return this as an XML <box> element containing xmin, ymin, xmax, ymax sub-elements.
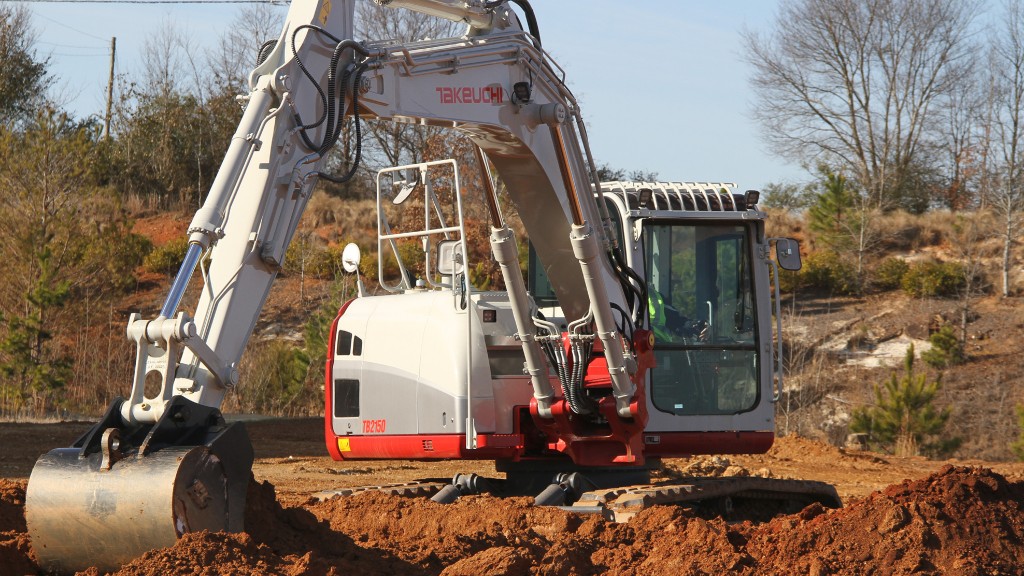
<box><xmin>27</xmin><ymin>0</ymin><xmax>806</xmax><ymax>190</ymax></box>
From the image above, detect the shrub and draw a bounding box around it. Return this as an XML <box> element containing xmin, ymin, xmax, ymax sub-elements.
<box><xmin>80</xmin><ymin>228</ymin><xmax>153</xmax><ymax>293</ymax></box>
<box><xmin>797</xmin><ymin>251</ymin><xmax>857</xmax><ymax>295</ymax></box>
<box><xmin>230</xmin><ymin>339</ymin><xmax>314</xmax><ymax>415</ymax></box>
<box><xmin>282</xmin><ymin>234</ymin><xmax>324</xmax><ymax>278</ymax></box>
<box><xmin>143</xmin><ymin>237</ymin><xmax>190</xmax><ymax>276</ymax></box>
<box><xmin>311</xmin><ymin>244</ymin><xmax>348</xmax><ymax>280</ymax></box>
<box><xmin>873</xmin><ymin>257</ymin><xmax>910</xmax><ymax>291</ymax></box>
<box><xmin>901</xmin><ymin>260</ymin><xmax>965</xmax><ymax>298</ymax></box>
<box><xmin>377</xmin><ymin>239</ymin><xmax>426</xmax><ymax>287</ymax></box>
<box><xmin>922</xmin><ymin>325</ymin><xmax>965</xmax><ymax>369</ymax></box>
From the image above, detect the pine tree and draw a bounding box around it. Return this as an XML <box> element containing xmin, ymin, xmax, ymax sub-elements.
<box><xmin>0</xmin><ymin>244</ymin><xmax>73</xmax><ymax>416</ymax></box>
<box><xmin>922</xmin><ymin>325</ymin><xmax>966</xmax><ymax>369</ymax></box>
<box><xmin>850</xmin><ymin>344</ymin><xmax>960</xmax><ymax>457</ymax></box>
<box><xmin>806</xmin><ymin>166</ymin><xmax>875</xmax><ymax>292</ymax></box>
<box><xmin>808</xmin><ymin>167</ymin><xmax>857</xmax><ymax>251</ymax></box>
<box><xmin>0</xmin><ymin>110</ymin><xmax>90</xmax><ymax>416</ymax></box>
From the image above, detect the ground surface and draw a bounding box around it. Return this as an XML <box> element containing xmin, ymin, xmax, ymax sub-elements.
<box><xmin>3</xmin><ymin>418</ymin><xmax>1024</xmax><ymax>575</ymax></box>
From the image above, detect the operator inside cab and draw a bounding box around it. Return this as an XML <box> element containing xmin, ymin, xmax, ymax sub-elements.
<box><xmin>648</xmin><ymin>286</ymin><xmax>708</xmax><ymax>343</ymax></box>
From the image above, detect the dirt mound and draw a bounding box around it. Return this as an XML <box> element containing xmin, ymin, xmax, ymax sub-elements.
<box><xmin>261</xmin><ymin>466</ymin><xmax>1024</xmax><ymax>575</ymax></box>
<box><xmin>0</xmin><ymin>479</ymin><xmax>35</xmax><ymax>576</ymax></box>
<box><xmin>767</xmin><ymin>434</ymin><xmax>850</xmax><ymax>462</ymax></box>
<box><xmin>106</xmin><ymin>479</ymin><xmax>414</xmax><ymax>576</ymax></box>
<box><xmin>93</xmin><ymin>532</ymin><xmax>299</xmax><ymax>576</ymax></box>
<box><xmin>747</xmin><ymin>465</ymin><xmax>1024</xmax><ymax>575</ymax></box>
<box><xmin>5</xmin><ymin>467</ymin><xmax>1024</xmax><ymax>574</ymax></box>
<box><xmin>0</xmin><ymin>479</ymin><xmax>26</xmax><ymax>533</ymax></box>
<box><xmin>306</xmin><ymin>490</ymin><xmax>754</xmax><ymax>575</ymax></box>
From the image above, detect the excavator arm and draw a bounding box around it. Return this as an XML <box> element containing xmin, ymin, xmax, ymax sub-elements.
<box><xmin>26</xmin><ymin>1</ymin><xmax>651</xmax><ymax>572</ymax></box>
<box><xmin>350</xmin><ymin>2</ymin><xmax>655</xmax><ymax>461</ymax></box>
<box><xmin>26</xmin><ymin>3</ymin><xmax>363</xmax><ymax>572</ymax></box>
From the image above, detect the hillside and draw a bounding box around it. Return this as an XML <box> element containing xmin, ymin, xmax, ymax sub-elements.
<box><xmin>779</xmin><ymin>292</ymin><xmax>1024</xmax><ymax>460</ymax></box>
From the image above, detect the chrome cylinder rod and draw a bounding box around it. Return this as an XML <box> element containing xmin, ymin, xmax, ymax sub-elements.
<box><xmin>159</xmin><ymin>242</ymin><xmax>203</xmax><ymax>319</ymax></box>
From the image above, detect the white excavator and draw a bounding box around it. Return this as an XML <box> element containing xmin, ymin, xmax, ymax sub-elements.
<box><xmin>25</xmin><ymin>1</ymin><xmax>835</xmax><ymax>572</ymax></box>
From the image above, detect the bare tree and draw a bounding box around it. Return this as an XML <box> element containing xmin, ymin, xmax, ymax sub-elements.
<box><xmin>743</xmin><ymin>0</ymin><xmax>980</xmax><ymax>210</ymax></box>
<box><xmin>987</xmin><ymin>0</ymin><xmax>1024</xmax><ymax>297</ymax></box>
<box><xmin>112</xmin><ymin>9</ymin><xmax>286</xmax><ymax>210</ymax></box>
<box><xmin>207</xmin><ymin>4</ymin><xmax>286</xmax><ymax>95</ymax></box>
<box><xmin>932</xmin><ymin>64</ymin><xmax>984</xmax><ymax>213</ymax></box>
<box><xmin>950</xmin><ymin>211</ymin><xmax>991</xmax><ymax>346</ymax></box>
<box><xmin>138</xmin><ymin>18</ymin><xmax>192</xmax><ymax>97</ymax></box>
<box><xmin>352</xmin><ymin>2</ymin><xmax>463</xmax><ymax>174</ymax></box>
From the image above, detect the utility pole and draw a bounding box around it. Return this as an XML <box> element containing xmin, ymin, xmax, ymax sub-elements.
<box><xmin>103</xmin><ymin>37</ymin><xmax>116</xmax><ymax>139</ymax></box>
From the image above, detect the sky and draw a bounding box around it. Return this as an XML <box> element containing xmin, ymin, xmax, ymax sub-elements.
<box><xmin>25</xmin><ymin>0</ymin><xmax>807</xmax><ymax>191</ymax></box>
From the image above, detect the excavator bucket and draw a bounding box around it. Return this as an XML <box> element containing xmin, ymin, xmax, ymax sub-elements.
<box><xmin>25</xmin><ymin>397</ymin><xmax>253</xmax><ymax>574</ymax></box>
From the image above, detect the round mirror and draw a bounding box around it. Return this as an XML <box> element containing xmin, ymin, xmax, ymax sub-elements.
<box><xmin>341</xmin><ymin>243</ymin><xmax>361</xmax><ymax>274</ymax></box>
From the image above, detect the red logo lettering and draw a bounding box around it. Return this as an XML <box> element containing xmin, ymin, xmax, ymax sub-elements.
<box><xmin>436</xmin><ymin>85</ymin><xmax>505</xmax><ymax>105</ymax></box>
<box><xmin>362</xmin><ymin>419</ymin><xmax>387</xmax><ymax>434</ymax></box>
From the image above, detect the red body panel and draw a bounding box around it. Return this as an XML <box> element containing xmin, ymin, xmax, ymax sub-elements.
<box><xmin>326</xmin><ymin>430</ymin><xmax>774</xmax><ymax>461</ymax></box>
<box><xmin>333</xmin><ymin>433</ymin><xmax>524</xmax><ymax>460</ymax></box>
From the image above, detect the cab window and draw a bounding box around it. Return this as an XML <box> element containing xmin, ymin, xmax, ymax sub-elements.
<box><xmin>644</xmin><ymin>222</ymin><xmax>758</xmax><ymax>415</ymax></box>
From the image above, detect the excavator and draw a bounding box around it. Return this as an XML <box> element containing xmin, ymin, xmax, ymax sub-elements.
<box><xmin>24</xmin><ymin>0</ymin><xmax>836</xmax><ymax>572</ymax></box>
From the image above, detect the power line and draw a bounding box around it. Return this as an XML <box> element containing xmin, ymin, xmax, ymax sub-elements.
<box><xmin>38</xmin><ymin>40</ymin><xmax>109</xmax><ymax>49</ymax></box>
<box><xmin>10</xmin><ymin>1</ymin><xmax>287</xmax><ymax>4</ymax></box>
<box><xmin>49</xmin><ymin>51</ymin><xmax>109</xmax><ymax>56</ymax></box>
<box><xmin>32</xmin><ymin>11</ymin><xmax>108</xmax><ymax>41</ymax></box>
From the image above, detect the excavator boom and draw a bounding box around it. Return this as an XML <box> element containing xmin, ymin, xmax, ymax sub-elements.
<box><xmin>27</xmin><ymin>1</ymin><xmax>361</xmax><ymax>572</ymax></box>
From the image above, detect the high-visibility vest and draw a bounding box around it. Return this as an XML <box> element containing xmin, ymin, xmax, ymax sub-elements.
<box><xmin>648</xmin><ymin>289</ymin><xmax>671</xmax><ymax>342</ymax></box>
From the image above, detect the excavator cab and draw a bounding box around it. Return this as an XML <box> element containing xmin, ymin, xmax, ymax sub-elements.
<box><xmin>573</xmin><ymin>182</ymin><xmax>797</xmax><ymax>456</ymax></box>
<box><xmin>642</xmin><ymin>221</ymin><xmax>759</xmax><ymax>415</ymax></box>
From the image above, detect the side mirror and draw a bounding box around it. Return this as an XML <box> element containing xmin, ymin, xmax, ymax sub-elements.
<box><xmin>774</xmin><ymin>238</ymin><xmax>802</xmax><ymax>271</ymax></box>
<box><xmin>437</xmin><ymin>239</ymin><xmax>464</xmax><ymax>275</ymax></box>
<box><xmin>392</xmin><ymin>168</ymin><xmax>420</xmax><ymax>205</ymax></box>
<box><xmin>341</xmin><ymin>243</ymin><xmax>361</xmax><ymax>274</ymax></box>
<box><xmin>341</xmin><ymin>243</ymin><xmax>368</xmax><ymax>297</ymax></box>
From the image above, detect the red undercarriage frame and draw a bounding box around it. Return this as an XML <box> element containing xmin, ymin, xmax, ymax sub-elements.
<box><xmin>324</xmin><ymin>306</ymin><xmax>773</xmax><ymax>466</ymax></box>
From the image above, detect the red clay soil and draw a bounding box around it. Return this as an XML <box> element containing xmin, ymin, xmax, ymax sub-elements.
<box><xmin>3</xmin><ymin>466</ymin><xmax>1024</xmax><ymax>575</ymax></box>
<box><xmin>0</xmin><ymin>479</ymin><xmax>35</xmax><ymax>576</ymax></box>
<box><xmin>744</xmin><ymin>465</ymin><xmax>1024</xmax><ymax>575</ymax></box>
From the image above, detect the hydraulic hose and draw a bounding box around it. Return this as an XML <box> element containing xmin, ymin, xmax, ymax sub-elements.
<box><xmin>290</xmin><ymin>25</ymin><xmax>329</xmax><ymax>133</ymax></box>
<box><xmin>321</xmin><ymin>40</ymin><xmax>372</xmax><ymax>155</ymax></box>
<box><xmin>256</xmin><ymin>39</ymin><xmax>276</xmax><ymax>65</ymax></box>
<box><xmin>509</xmin><ymin>0</ymin><xmax>540</xmax><ymax>46</ymax></box>
<box><xmin>288</xmin><ymin>24</ymin><xmax>371</xmax><ymax>152</ymax></box>
<box><xmin>317</xmin><ymin>63</ymin><xmax>368</xmax><ymax>184</ymax></box>
<box><xmin>611</xmin><ymin>246</ymin><xmax>647</xmax><ymax>327</ymax></box>
<box><xmin>542</xmin><ymin>337</ymin><xmax>569</xmax><ymax>401</ymax></box>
